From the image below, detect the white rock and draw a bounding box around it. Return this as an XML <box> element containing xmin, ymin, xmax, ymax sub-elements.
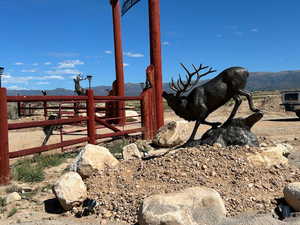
<box><xmin>284</xmin><ymin>182</ymin><xmax>300</xmax><ymax>211</ymax></box>
<box><xmin>139</xmin><ymin>186</ymin><xmax>226</xmax><ymax>225</ymax></box>
<box><xmin>71</xmin><ymin>144</ymin><xmax>119</xmax><ymax>178</ymax></box>
<box><xmin>247</xmin><ymin>147</ymin><xmax>288</xmax><ymax>168</ymax></box>
<box><xmin>52</xmin><ymin>172</ymin><xmax>87</xmax><ymax>211</ymax></box>
<box><xmin>122</xmin><ymin>143</ymin><xmax>142</xmax><ymax>160</ymax></box>
<box><xmin>5</xmin><ymin>192</ymin><xmax>21</xmax><ymax>204</ymax></box>
<box><xmin>259</xmin><ymin>142</ymin><xmax>268</xmax><ymax>147</ymax></box>
<box><xmin>152</xmin><ymin>120</ymin><xmax>189</xmax><ymax>148</ymax></box>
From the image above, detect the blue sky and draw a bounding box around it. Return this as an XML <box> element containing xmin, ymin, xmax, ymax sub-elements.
<box><xmin>1</xmin><ymin>0</ymin><xmax>300</xmax><ymax>91</ymax></box>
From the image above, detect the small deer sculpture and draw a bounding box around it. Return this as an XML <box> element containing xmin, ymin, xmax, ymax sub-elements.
<box><xmin>162</xmin><ymin>63</ymin><xmax>260</xmax><ymax>147</ymax></box>
<box><xmin>73</xmin><ymin>74</ymin><xmax>86</xmax><ymax>96</ymax></box>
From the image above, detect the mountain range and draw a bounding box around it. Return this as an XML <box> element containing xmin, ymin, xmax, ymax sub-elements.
<box><xmin>7</xmin><ymin>69</ymin><xmax>300</xmax><ymax>96</ymax></box>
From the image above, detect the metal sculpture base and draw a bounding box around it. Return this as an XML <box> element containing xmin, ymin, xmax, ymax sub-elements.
<box><xmin>181</xmin><ymin>112</ymin><xmax>263</xmax><ymax>148</ymax></box>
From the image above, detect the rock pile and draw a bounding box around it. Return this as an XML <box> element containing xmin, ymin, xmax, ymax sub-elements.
<box><xmin>85</xmin><ymin>144</ymin><xmax>300</xmax><ymax>224</ymax></box>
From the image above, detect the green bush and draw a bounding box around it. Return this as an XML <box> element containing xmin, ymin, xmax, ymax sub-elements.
<box><xmin>12</xmin><ymin>152</ymin><xmax>77</xmax><ymax>183</ymax></box>
<box><xmin>12</xmin><ymin>159</ymin><xmax>44</xmax><ymax>183</ymax></box>
<box><xmin>7</xmin><ymin>208</ymin><xmax>17</xmax><ymax>218</ymax></box>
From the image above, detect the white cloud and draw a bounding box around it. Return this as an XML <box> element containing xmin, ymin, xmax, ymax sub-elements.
<box><xmin>44</xmin><ymin>62</ymin><xmax>52</xmax><ymax>65</ymax></box>
<box><xmin>250</xmin><ymin>28</ymin><xmax>259</xmax><ymax>32</ymax></box>
<box><xmin>32</xmin><ymin>63</ymin><xmax>39</xmax><ymax>66</ymax></box>
<box><xmin>48</xmin><ymin>52</ymin><xmax>80</xmax><ymax>58</ymax></box>
<box><xmin>123</xmin><ymin>63</ymin><xmax>129</xmax><ymax>67</ymax></box>
<box><xmin>15</xmin><ymin>62</ymin><xmax>24</xmax><ymax>66</ymax></box>
<box><xmin>7</xmin><ymin>86</ymin><xmax>28</xmax><ymax>90</ymax></box>
<box><xmin>3</xmin><ymin>74</ymin><xmax>64</xmax><ymax>85</ymax></box>
<box><xmin>35</xmin><ymin>81</ymin><xmax>50</xmax><ymax>85</ymax></box>
<box><xmin>21</xmin><ymin>69</ymin><xmax>37</xmax><ymax>73</ymax></box>
<box><xmin>105</xmin><ymin>50</ymin><xmax>112</xmax><ymax>54</ymax></box>
<box><xmin>57</xmin><ymin>60</ymin><xmax>84</xmax><ymax>68</ymax></box>
<box><xmin>162</xmin><ymin>41</ymin><xmax>169</xmax><ymax>46</ymax></box>
<box><xmin>46</xmin><ymin>69</ymin><xmax>81</xmax><ymax>75</ymax></box>
<box><xmin>124</xmin><ymin>52</ymin><xmax>144</xmax><ymax>58</ymax></box>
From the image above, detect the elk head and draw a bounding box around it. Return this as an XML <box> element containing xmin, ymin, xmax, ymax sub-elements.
<box><xmin>163</xmin><ymin>63</ymin><xmax>216</xmax><ymax>113</ymax></box>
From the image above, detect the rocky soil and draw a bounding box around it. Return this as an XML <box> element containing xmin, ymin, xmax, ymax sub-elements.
<box><xmin>86</xmin><ymin>144</ymin><xmax>300</xmax><ymax>224</ymax></box>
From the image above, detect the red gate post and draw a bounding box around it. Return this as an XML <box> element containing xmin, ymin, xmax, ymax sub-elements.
<box><xmin>87</xmin><ymin>89</ymin><xmax>96</xmax><ymax>144</ymax></box>
<box><xmin>43</xmin><ymin>100</ymin><xmax>48</xmax><ymax>119</ymax></box>
<box><xmin>146</xmin><ymin>65</ymin><xmax>156</xmax><ymax>136</ymax></box>
<box><xmin>141</xmin><ymin>90</ymin><xmax>151</xmax><ymax>140</ymax></box>
<box><xmin>111</xmin><ymin>0</ymin><xmax>125</xmax><ymax>125</ymax></box>
<box><xmin>148</xmin><ymin>0</ymin><xmax>164</xmax><ymax>129</ymax></box>
<box><xmin>0</xmin><ymin>88</ymin><xmax>10</xmax><ymax>185</ymax></box>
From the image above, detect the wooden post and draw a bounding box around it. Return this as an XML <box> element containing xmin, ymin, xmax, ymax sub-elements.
<box><xmin>111</xmin><ymin>0</ymin><xmax>125</xmax><ymax>125</ymax></box>
<box><xmin>87</xmin><ymin>89</ymin><xmax>96</xmax><ymax>144</ymax></box>
<box><xmin>0</xmin><ymin>88</ymin><xmax>10</xmax><ymax>185</ymax></box>
<box><xmin>148</xmin><ymin>0</ymin><xmax>164</xmax><ymax>129</ymax></box>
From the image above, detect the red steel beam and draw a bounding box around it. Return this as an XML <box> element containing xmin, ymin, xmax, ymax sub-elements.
<box><xmin>95</xmin><ymin>116</ymin><xmax>121</xmax><ymax>132</ymax></box>
<box><xmin>7</xmin><ymin>95</ymin><xmax>87</xmax><ymax>102</ymax></box>
<box><xmin>87</xmin><ymin>89</ymin><xmax>96</xmax><ymax>144</ymax></box>
<box><xmin>8</xmin><ymin>117</ymin><xmax>87</xmax><ymax>130</ymax></box>
<box><xmin>0</xmin><ymin>88</ymin><xmax>10</xmax><ymax>185</ymax></box>
<box><xmin>111</xmin><ymin>0</ymin><xmax>125</xmax><ymax>125</ymax></box>
<box><xmin>148</xmin><ymin>0</ymin><xmax>164</xmax><ymax>129</ymax></box>
<box><xmin>8</xmin><ymin>137</ymin><xmax>88</xmax><ymax>159</ymax></box>
<box><xmin>94</xmin><ymin>96</ymin><xmax>142</xmax><ymax>100</ymax></box>
<box><xmin>95</xmin><ymin>127</ymin><xmax>144</xmax><ymax>139</ymax></box>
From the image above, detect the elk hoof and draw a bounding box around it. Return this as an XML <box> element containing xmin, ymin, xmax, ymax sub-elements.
<box><xmin>212</xmin><ymin>122</ymin><xmax>222</xmax><ymax>128</ymax></box>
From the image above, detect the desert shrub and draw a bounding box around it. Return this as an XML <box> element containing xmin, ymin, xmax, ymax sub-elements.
<box><xmin>12</xmin><ymin>152</ymin><xmax>77</xmax><ymax>183</ymax></box>
<box><xmin>32</xmin><ymin>154</ymin><xmax>65</xmax><ymax>168</ymax></box>
<box><xmin>105</xmin><ymin>138</ymin><xmax>129</xmax><ymax>159</ymax></box>
<box><xmin>0</xmin><ymin>197</ymin><xmax>5</xmax><ymax>207</ymax></box>
<box><xmin>12</xmin><ymin>159</ymin><xmax>44</xmax><ymax>183</ymax></box>
<box><xmin>7</xmin><ymin>208</ymin><xmax>17</xmax><ymax>217</ymax></box>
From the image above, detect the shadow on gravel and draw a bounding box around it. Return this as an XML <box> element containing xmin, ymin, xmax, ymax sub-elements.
<box><xmin>264</xmin><ymin>117</ymin><xmax>300</xmax><ymax>122</ymax></box>
<box><xmin>44</xmin><ymin>198</ymin><xmax>65</xmax><ymax>214</ymax></box>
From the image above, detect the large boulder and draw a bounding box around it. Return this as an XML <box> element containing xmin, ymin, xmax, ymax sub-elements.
<box><xmin>247</xmin><ymin>147</ymin><xmax>288</xmax><ymax>168</ymax></box>
<box><xmin>284</xmin><ymin>182</ymin><xmax>300</xmax><ymax>211</ymax></box>
<box><xmin>122</xmin><ymin>143</ymin><xmax>142</xmax><ymax>160</ymax></box>
<box><xmin>138</xmin><ymin>186</ymin><xmax>226</xmax><ymax>225</ymax></box>
<box><xmin>71</xmin><ymin>144</ymin><xmax>119</xmax><ymax>178</ymax></box>
<box><xmin>220</xmin><ymin>214</ymin><xmax>287</xmax><ymax>225</ymax></box>
<box><xmin>52</xmin><ymin>172</ymin><xmax>87</xmax><ymax>211</ymax></box>
<box><xmin>152</xmin><ymin>121</ymin><xmax>189</xmax><ymax>148</ymax></box>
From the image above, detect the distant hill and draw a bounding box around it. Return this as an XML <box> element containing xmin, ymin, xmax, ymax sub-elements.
<box><xmin>7</xmin><ymin>69</ymin><xmax>300</xmax><ymax>96</ymax></box>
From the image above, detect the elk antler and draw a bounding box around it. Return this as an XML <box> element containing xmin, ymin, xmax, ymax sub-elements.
<box><xmin>169</xmin><ymin>63</ymin><xmax>216</xmax><ymax>96</ymax></box>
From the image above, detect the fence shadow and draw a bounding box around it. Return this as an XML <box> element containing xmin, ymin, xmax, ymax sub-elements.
<box><xmin>264</xmin><ymin>118</ymin><xmax>300</xmax><ymax>122</ymax></box>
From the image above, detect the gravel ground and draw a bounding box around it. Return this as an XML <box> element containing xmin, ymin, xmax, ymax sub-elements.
<box><xmin>86</xmin><ymin>145</ymin><xmax>300</xmax><ymax>224</ymax></box>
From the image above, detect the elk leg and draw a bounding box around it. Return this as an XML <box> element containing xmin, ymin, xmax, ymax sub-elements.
<box><xmin>238</xmin><ymin>90</ymin><xmax>260</xmax><ymax>112</ymax></box>
<box><xmin>183</xmin><ymin>120</ymin><xmax>201</xmax><ymax>146</ymax></box>
<box><xmin>202</xmin><ymin>120</ymin><xmax>221</xmax><ymax>128</ymax></box>
<box><xmin>223</xmin><ymin>95</ymin><xmax>242</xmax><ymax>125</ymax></box>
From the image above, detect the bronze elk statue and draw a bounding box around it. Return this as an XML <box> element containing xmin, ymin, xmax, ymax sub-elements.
<box><xmin>162</xmin><ymin>63</ymin><xmax>260</xmax><ymax>147</ymax></box>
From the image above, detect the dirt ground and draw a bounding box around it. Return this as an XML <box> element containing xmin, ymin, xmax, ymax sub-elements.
<box><xmin>1</xmin><ymin>94</ymin><xmax>300</xmax><ymax>224</ymax></box>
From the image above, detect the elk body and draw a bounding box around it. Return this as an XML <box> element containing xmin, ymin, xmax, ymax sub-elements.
<box><xmin>162</xmin><ymin>64</ymin><xmax>259</xmax><ymax>146</ymax></box>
